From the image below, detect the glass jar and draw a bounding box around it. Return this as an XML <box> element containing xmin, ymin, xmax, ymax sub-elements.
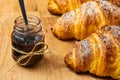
<box><xmin>11</xmin><ymin>15</ymin><xmax>45</xmax><ymax>66</ymax></box>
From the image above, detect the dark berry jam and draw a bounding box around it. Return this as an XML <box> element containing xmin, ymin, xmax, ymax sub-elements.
<box><xmin>11</xmin><ymin>16</ymin><xmax>45</xmax><ymax>66</ymax></box>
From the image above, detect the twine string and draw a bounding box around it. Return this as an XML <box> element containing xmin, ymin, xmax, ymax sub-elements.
<box><xmin>12</xmin><ymin>42</ymin><xmax>48</xmax><ymax>66</ymax></box>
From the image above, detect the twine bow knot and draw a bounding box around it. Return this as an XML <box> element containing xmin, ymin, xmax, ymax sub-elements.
<box><xmin>12</xmin><ymin>42</ymin><xmax>48</xmax><ymax>66</ymax></box>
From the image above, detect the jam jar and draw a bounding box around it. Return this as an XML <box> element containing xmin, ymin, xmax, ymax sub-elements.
<box><xmin>11</xmin><ymin>15</ymin><xmax>45</xmax><ymax>66</ymax></box>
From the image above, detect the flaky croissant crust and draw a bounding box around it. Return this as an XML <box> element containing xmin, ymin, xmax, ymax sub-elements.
<box><xmin>48</xmin><ymin>0</ymin><xmax>120</xmax><ymax>15</ymax></box>
<box><xmin>64</xmin><ymin>25</ymin><xmax>120</xmax><ymax>79</ymax></box>
<box><xmin>52</xmin><ymin>0</ymin><xmax>120</xmax><ymax>40</ymax></box>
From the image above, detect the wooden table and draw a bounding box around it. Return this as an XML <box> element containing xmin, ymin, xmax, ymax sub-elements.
<box><xmin>0</xmin><ymin>0</ymin><xmax>113</xmax><ymax>80</ymax></box>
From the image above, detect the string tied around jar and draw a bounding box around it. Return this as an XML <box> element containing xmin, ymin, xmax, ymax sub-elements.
<box><xmin>12</xmin><ymin>42</ymin><xmax>48</xmax><ymax>66</ymax></box>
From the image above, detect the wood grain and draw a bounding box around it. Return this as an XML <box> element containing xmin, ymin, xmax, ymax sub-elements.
<box><xmin>0</xmin><ymin>0</ymin><xmax>113</xmax><ymax>80</ymax></box>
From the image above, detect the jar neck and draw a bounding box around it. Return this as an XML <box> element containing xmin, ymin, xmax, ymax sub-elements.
<box><xmin>14</xmin><ymin>15</ymin><xmax>42</xmax><ymax>35</ymax></box>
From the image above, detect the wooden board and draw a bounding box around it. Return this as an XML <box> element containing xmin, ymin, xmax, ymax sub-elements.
<box><xmin>0</xmin><ymin>0</ymin><xmax>113</xmax><ymax>80</ymax></box>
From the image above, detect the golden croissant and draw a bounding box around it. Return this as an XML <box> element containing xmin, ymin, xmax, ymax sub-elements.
<box><xmin>51</xmin><ymin>0</ymin><xmax>120</xmax><ymax>40</ymax></box>
<box><xmin>48</xmin><ymin>0</ymin><xmax>120</xmax><ymax>14</ymax></box>
<box><xmin>64</xmin><ymin>25</ymin><xmax>120</xmax><ymax>79</ymax></box>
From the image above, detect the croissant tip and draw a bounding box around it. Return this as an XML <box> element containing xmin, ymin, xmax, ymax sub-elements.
<box><xmin>48</xmin><ymin>4</ymin><xmax>62</xmax><ymax>15</ymax></box>
<box><xmin>64</xmin><ymin>51</ymin><xmax>75</xmax><ymax>70</ymax></box>
<box><xmin>64</xmin><ymin>53</ymin><xmax>69</xmax><ymax>65</ymax></box>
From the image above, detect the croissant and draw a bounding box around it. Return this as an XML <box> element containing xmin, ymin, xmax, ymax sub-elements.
<box><xmin>51</xmin><ymin>0</ymin><xmax>120</xmax><ymax>40</ymax></box>
<box><xmin>48</xmin><ymin>0</ymin><xmax>120</xmax><ymax>14</ymax></box>
<box><xmin>64</xmin><ymin>25</ymin><xmax>120</xmax><ymax>79</ymax></box>
<box><xmin>48</xmin><ymin>0</ymin><xmax>90</xmax><ymax>14</ymax></box>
